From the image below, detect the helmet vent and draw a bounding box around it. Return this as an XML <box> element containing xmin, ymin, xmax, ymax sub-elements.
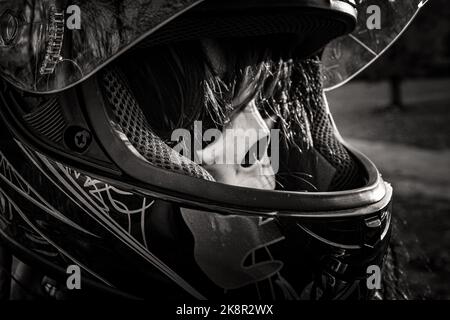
<box><xmin>23</xmin><ymin>97</ymin><xmax>67</xmax><ymax>144</ymax></box>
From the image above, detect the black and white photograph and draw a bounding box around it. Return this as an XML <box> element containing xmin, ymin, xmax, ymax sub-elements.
<box><xmin>0</xmin><ymin>0</ymin><xmax>448</xmax><ymax>310</ymax></box>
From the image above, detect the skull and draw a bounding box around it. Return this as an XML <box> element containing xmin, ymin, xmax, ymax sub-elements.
<box><xmin>198</xmin><ymin>100</ymin><xmax>276</xmax><ymax>190</ymax></box>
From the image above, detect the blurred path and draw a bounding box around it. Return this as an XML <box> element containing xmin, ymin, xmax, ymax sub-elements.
<box><xmin>348</xmin><ymin>139</ymin><xmax>450</xmax><ymax>200</ymax></box>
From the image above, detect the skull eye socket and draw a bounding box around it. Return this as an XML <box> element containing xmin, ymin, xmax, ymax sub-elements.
<box><xmin>0</xmin><ymin>10</ymin><xmax>19</xmax><ymax>46</ymax></box>
<box><xmin>241</xmin><ymin>137</ymin><xmax>269</xmax><ymax>168</ymax></box>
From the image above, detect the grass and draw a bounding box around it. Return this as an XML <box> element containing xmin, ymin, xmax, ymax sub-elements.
<box><xmin>392</xmin><ymin>194</ymin><xmax>450</xmax><ymax>299</ymax></box>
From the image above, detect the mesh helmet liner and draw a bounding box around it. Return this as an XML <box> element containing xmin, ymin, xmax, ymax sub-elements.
<box><xmin>102</xmin><ymin>69</ymin><xmax>214</xmax><ymax>181</ymax></box>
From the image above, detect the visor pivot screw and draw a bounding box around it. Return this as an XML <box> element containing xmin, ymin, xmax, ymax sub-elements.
<box><xmin>64</xmin><ymin>126</ymin><xmax>92</xmax><ymax>153</ymax></box>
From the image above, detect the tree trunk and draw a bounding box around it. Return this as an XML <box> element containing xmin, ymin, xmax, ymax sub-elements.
<box><xmin>389</xmin><ymin>76</ymin><xmax>405</xmax><ymax>110</ymax></box>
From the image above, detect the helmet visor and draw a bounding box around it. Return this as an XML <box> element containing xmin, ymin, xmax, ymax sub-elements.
<box><xmin>0</xmin><ymin>0</ymin><xmax>427</xmax><ymax>94</ymax></box>
<box><xmin>322</xmin><ymin>0</ymin><xmax>429</xmax><ymax>90</ymax></box>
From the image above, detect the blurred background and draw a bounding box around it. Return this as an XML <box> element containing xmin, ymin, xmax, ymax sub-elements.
<box><xmin>327</xmin><ymin>0</ymin><xmax>450</xmax><ymax>299</ymax></box>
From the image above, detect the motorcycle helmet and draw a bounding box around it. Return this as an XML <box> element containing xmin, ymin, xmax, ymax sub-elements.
<box><xmin>0</xmin><ymin>0</ymin><xmax>427</xmax><ymax>300</ymax></box>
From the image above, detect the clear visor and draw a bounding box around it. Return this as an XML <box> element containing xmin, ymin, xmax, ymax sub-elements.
<box><xmin>0</xmin><ymin>0</ymin><xmax>428</xmax><ymax>94</ymax></box>
<box><xmin>322</xmin><ymin>0</ymin><xmax>429</xmax><ymax>91</ymax></box>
